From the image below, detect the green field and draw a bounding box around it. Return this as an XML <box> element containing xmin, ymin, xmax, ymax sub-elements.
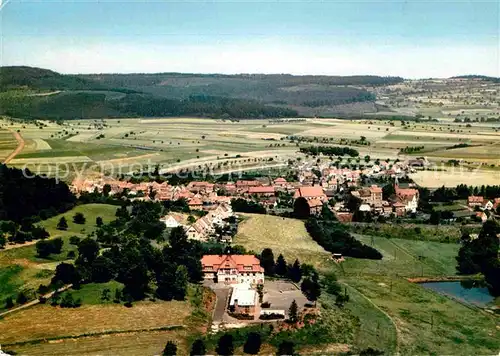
<box><xmin>59</xmin><ymin>281</ymin><xmax>124</xmax><ymax>305</ymax></box>
<box><xmin>3</xmin><ymin>116</ymin><xmax>500</xmax><ymax>186</ymax></box>
<box><xmin>39</xmin><ymin>203</ymin><xmax>118</xmax><ymax>238</ymax></box>
<box><xmin>0</xmin><ymin>204</ymin><xmax>118</xmax><ymax>310</ymax></box>
<box><xmin>233</xmin><ymin>216</ymin><xmax>499</xmax><ymax>355</ymax></box>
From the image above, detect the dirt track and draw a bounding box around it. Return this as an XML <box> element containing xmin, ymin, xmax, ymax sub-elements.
<box><xmin>3</xmin><ymin>129</ymin><xmax>25</xmax><ymax>164</ymax></box>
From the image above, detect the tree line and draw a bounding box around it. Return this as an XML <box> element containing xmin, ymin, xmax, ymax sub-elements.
<box><xmin>299</xmin><ymin>146</ymin><xmax>360</xmax><ymax>157</ymax></box>
<box><xmin>456</xmin><ymin>220</ymin><xmax>500</xmax><ymax>296</ymax></box>
<box><xmin>305</xmin><ymin>218</ymin><xmax>383</xmax><ymax>260</ymax></box>
<box><xmin>430</xmin><ymin>184</ymin><xmax>500</xmax><ymax>202</ymax></box>
<box><xmin>0</xmin><ymin>164</ymin><xmax>76</xmax><ymax>222</ymax></box>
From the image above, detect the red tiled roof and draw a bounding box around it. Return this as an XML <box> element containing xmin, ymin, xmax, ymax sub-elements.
<box><xmin>201</xmin><ymin>255</ymin><xmax>264</xmax><ymax>273</ymax></box>
<box><xmin>294</xmin><ymin>186</ymin><xmax>325</xmax><ymax>199</ymax></box>
<box><xmin>236</xmin><ymin>180</ymin><xmax>262</xmax><ymax>187</ymax></box>
<box><xmin>188</xmin><ymin>197</ymin><xmax>203</xmax><ymax>206</ymax></box>
<box><xmin>307</xmin><ymin>198</ymin><xmax>323</xmax><ymax>208</ymax></box>
<box><xmin>369</xmin><ymin>185</ymin><xmax>383</xmax><ymax>193</ymax></box>
<box><xmin>468</xmin><ymin>196</ymin><xmax>484</xmax><ymax>203</ymax></box>
<box><xmin>248</xmin><ymin>186</ymin><xmax>275</xmax><ymax>194</ymax></box>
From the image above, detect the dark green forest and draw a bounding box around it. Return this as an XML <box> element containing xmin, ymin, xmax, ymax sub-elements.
<box><xmin>0</xmin><ymin>66</ymin><xmax>403</xmax><ymax>120</ymax></box>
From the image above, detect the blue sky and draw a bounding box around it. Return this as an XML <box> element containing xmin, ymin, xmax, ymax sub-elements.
<box><xmin>1</xmin><ymin>0</ymin><xmax>499</xmax><ymax>77</ymax></box>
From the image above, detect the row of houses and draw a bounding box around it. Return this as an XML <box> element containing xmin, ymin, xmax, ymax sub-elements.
<box><xmin>350</xmin><ymin>184</ymin><xmax>419</xmax><ymax>216</ymax></box>
<box><xmin>467</xmin><ymin>196</ymin><xmax>500</xmax><ymax>211</ymax></box>
<box><xmin>161</xmin><ymin>204</ymin><xmax>233</xmax><ymax>242</ymax></box>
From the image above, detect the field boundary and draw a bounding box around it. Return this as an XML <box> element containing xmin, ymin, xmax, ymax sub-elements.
<box><xmin>0</xmin><ymin>324</ymin><xmax>185</xmax><ymax>347</ymax></box>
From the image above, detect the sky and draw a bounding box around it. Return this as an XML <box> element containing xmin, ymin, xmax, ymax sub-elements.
<box><xmin>0</xmin><ymin>0</ymin><xmax>499</xmax><ymax>78</ymax></box>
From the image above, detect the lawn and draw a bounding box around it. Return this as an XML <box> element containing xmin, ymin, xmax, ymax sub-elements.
<box><xmin>0</xmin><ymin>265</ymin><xmax>24</xmax><ymax>304</ymax></box>
<box><xmin>59</xmin><ymin>281</ymin><xmax>124</xmax><ymax>305</ymax></box>
<box><xmin>344</xmin><ymin>275</ymin><xmax>500</xmax><ymax>355</ymax></box>
<box><xmin>7</xmin><ymin>329</ymin><xmax>191</xmax><ymax>356</ymax></box>
<box><xmin>40</xmin><ymin>203</ymin><xmax>118</xmax><ymax>238</ymax></box>
<box><xmin>0</xmin><ymin>204</ymin><xmax>118</xmax><ymax>310</ymax></box>
<box><xmin>349</xmin><ymin>222</ymin><xmax>469</xmax><ymax>243</ymax></box>
<box><xmin>233</xmin><ymin>213</ymin><xmax>331</xmax><ymax>268</ymax></box>
<box><xmin>343</xmin><ymin>235</ymin><xmax>460</xmax><ymax>277</ymax></box>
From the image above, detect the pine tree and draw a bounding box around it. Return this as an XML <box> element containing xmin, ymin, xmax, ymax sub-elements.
<box><xmin>5</xmin><ymin>296</ymin><xmax>14</xmax><ymax>309</ymax></box>
<box><xmin>57</xmin><ymin>216</ymin><xmax>68</xmax><ymax>230</ymax></box>
<box><xmin>275</xmin><ymin>254</ymin><xmax>287</xmax><ymax>277</ymax></box>
<box><xmin>190</xmin><ymin>338</ymin><xmax>206</xmax><ymax>356</ymax></box>
<box><xmin>216</xmin><ymin>334</ymin><xmax>234</xmax><ymax>356</ymax></box>
<box><xmin>260</xmin><ymin>248</ymin><xmax>275</xmax><ymax>276</ymax></box>
<box><xmin>163</xmin><ymin>341</ymin><xmax>177</xmax><ymax>356</ymax></box>
<box><xmin>288</xmin><ymin>299</ymin><xmax>298</xmax><ymax>323</ymax></box>
<box><xmin>289</xmin><ymin>259</ymin><xmax>302</xmax><ymax>282</ymax></box>
<box><xmin>243</xmin><ymin>332</ymin><xmax>262</xmax><ymax>354</ymax></box>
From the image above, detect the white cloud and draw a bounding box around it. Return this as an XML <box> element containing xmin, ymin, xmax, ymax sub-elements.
<box><xmin>2</xmin><ymin>37</ymin><xmax>499</xmax><ymax>78</ymax></box>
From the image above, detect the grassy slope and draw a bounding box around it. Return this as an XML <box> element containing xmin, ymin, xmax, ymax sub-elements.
<box><xmin>234</xmin><ymin>215</ymin><xmax>499</xmax><ymax>354</ymax></box>
<box><xmin>39</xmin><ymin>203</ymin><xmax>118</xmax><ymax>239</ymax></box>
<box><xmin>234</xmin><ymin>213</ymin><xmax>331</xmax><ymax>268</ymax></box>
<box><xmin>233</xmin><ymin>214</ymin><xmax>398</xmax><ymax>353</ymax></box>
<box><xmin>0</xmin><ymin>204</ymin><xmax>118</xmax><ymax>310</ymax></box>
<box><xmin>3</xmin><ymin>285</ymin><xmax>210</xmax><ymax>356</ymax></box>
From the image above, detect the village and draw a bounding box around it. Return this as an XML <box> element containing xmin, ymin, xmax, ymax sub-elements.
<box><xmin>68</xmin><ymin>155</ymin><xmax>500</xmax><ymax>330</ymax></box>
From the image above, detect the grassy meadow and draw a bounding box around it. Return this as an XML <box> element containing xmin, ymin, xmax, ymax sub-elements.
<box><xmin>234</xmin><ymin>213</ymin><xmax>331</xmax><ymax>268</ymax></box>
<box><xmin>0</xmin><ymin>204</ymin><xmax>118</xmax><ymax>312</ymax></box>
<box><xmin>233</xmin><ymin>215</ymin><xmax>499</xmax><ymax>355</ymax></box>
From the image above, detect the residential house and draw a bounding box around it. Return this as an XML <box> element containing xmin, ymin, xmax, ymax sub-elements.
<box><xmin>188</xmin><ymin>197</ymin><xmax>203</xmax><ymax>210</ymax></box>
<box><xmin>247</xmin><ymin>186</ymin><xmax>276</xmax><ymax>198</ymax></box>
<box><xmin>236</xmin><ymin>180</ymin><xmax>262</xmax><ymax>193</ymax></box>
<box><xmin>351</xmin><ymin>185</ymin><xmax>383</xmax><ymax>207</ymax></box>
<box><xmin>201</xmin><ymin>255</ymin><xmax>265</xmax><ymax>284</ymax></box>
<box><xmin>187</xmin><ymin>181</ymin><xmax>215</xmax><ymax>194</ymax></box>
<box><xmin>294</xmin><ymin>186</ymin><xmax>327</xmax><ymax>202</ymax></box>
<box><xmin>307</xmin><ymin>198</ymin><xmax>324</xmax><ymax>215</ymax></box>
<box><xmin>395</xmin><ymin>185</ymin><xmax>419</xmax><ymax>213</ymax></box>
<box><xmin>273</xmin><ymin>177</ymin><xmax>287</xmax><ymax>187</ymax></box>
<box><xmin>468</xmin><ymin>196</ymin><xmax>484</xmax><ymax>208</ymax></box>
<box><xmin>162</xmin><ymin>214</ymin><xmax>183</xmax><ymax>228</ymax></box>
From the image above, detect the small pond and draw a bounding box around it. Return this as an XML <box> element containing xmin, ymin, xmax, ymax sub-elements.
<box><xmin>420</xmin><ymin>280</ymin><xmax>495</xmax><ymax>308</ymax></box>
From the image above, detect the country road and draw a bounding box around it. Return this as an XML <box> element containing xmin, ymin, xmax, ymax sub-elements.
<box><xmin>3</xmin><ymin>129</ymin><xmax>25</xmax><ymax>164</ymax></box>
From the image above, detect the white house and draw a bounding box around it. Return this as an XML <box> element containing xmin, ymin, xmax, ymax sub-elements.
<box><xmin>162</xmin><ymin>214</ymin><xmax>182</xmax><ymax>228</ymax></box>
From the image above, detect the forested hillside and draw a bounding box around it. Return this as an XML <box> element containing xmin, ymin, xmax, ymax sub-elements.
<box><xmin>0</xmin><ymin>164</ymin><xmax>76</xmax><ymax>222</ymax></box>
<box><xmin>0</xmin><ymin>66</ymin><xmax>403</xmax><ymax>119</ymax></box>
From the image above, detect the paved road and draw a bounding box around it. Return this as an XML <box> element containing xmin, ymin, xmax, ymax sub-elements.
<box><xmin>3</xmin><ymin>128</ymin><xmax>25</xmax><ymax>164</ymax></box>
<box><xmin>212</xmin><ymin>288</ymin><xmax>230</xmax><ymax>322</ymax></box>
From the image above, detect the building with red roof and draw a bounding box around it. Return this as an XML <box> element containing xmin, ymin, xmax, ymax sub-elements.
<box><xmin>201</xmin><ymin>255</ymin><xmax>264</xmax><ymax>284</ymax></box>
<box><xmin>293</xmin><ymin>186</ymin><xmax>327</xmax><ymax>202</ymax></box>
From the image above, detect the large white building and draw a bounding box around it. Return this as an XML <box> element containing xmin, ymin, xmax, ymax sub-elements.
<box><xmin>201</xmin><ymin>255</ymin><xmax>264</xmax><ymax>285</ymax></box>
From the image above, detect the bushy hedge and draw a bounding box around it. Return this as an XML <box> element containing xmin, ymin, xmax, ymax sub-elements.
<box><xmin>305</xmin><ymin>218</ymin><xmax>382</xmax><ymax>260</ymax></box>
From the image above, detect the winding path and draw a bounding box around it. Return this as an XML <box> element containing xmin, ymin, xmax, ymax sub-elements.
<box><xmin>3</xmin><ymin>128</ymin><xmax>25</xmax><ymax>164</ymax></box>
<box><xmin>343</xmin><ymin>281</ymin><xmax>401</xmax><ymax>355</ymax></box>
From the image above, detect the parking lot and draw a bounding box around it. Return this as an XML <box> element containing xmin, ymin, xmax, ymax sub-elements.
<box><xmin>262</xmin><ymin>280</ymin><xmax>309</xmax><ymax>314</ymax></box>
<box><xmin>204</xmin><ymin>278</ymin><xmax>308</xmax><ymax>328</ymax></box>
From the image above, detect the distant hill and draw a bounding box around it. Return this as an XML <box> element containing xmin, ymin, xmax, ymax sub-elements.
<box><xmin>0</xmin><ymin>66</ymin><xmax>138</xmax><ymax>93</ymax></box>
<box><xmin>0</xmin><ymin>66</ymin><xmax>404</xmax><ymax>120</ymax></box>
<box><xmin>450</xmin><ymin>75</ymin><xmax>500</xmax><ymax>83</ymax></box>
